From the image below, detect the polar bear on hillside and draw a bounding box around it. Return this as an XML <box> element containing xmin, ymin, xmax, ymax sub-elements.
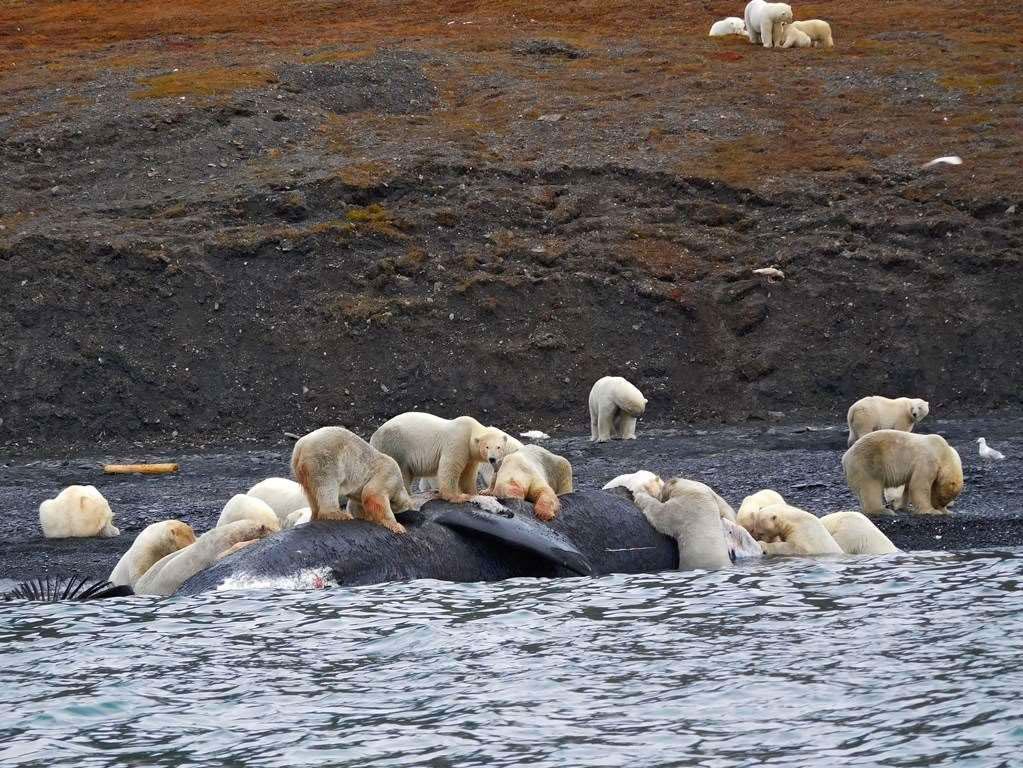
<box><xmin>786</xmin><ymin>19</ymin><xmax>834</xmax><ymax>47</ymax></box>
<box><xmin>749</xmin><ymin>503</ymin><xmax>844</xmax><ymax>555</ymax></box>
<box><xmin>589</xmin><ymin>376</ymin><xmax>647</xmax><ymax>442</ymax></box>
<box><xmin>847</xmin><ymin>395</ymin><xmax>930</xmax><ymax>446</ymax></box>
<box><xmin>709</xmin><ymin>17</ymin><xmax>747</xmax><ymax>36</ymax></box>
<box><xmin>108</xmin><ymin>520</ymin><xmax>197</xmax><ymax>588</ymax></box>
<box><xmin>842</xmin><ymin>430</ymin><xmax>963</xmax><ymax>516</ymax></box>
<box><xmin>246</xmin><ymin>477</ymin><xmax>308</xmax><ymax>526</ymax></box>
<box><xmin>485</xmin><ymin>444</ymin><xmax>573</xmax><ymax>521</ymax></box>
<box><xmin>371</xmin><ymin>412</ymin><xmax>510</xmax><ymax>503</ymax></box>
<box><xmin>216</xmin><ymin>494</ymin><xmax>281</xmax><ymax>531</ymax></box>
<box><xmin>39</xmin><ymin>485</ymin><xmax>120</xmax><ymax>538</ymax></box>
<box><xmin>744</xmin><ymin>0</ymin><xmax>793</xmax><ymax>48</ymax></box>
<box><xmin>292</xmin><ymin>426</ymin><xmax>413</xmax><ymax>533</ymax></box>
<box><xmin>819</xmin><ymin>511</ymin><xmax>899</xmax><ymax>554</ymax></box>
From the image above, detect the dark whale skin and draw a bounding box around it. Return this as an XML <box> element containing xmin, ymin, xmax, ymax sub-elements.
<box><xmin>175</xmin><ymin>491</ymin><xmax>678</xmax><ymax>596</ymax></box>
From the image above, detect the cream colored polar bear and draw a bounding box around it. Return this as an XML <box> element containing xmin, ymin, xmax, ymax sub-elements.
<box><xmin>819</xmin><ymin>511</ymin><xmax>899</xmax><ymax>555</ymax></box>
<box><xmin>39</xmin><ymin>485</ymin><xmax>119</xmax><ymax>538</ymax></box>
<box><xmin>709</xmin><ymin>17</ymin><xmax>747</xmax><ymax>36</ymax></box>
<box><xmin>780</xmin><ymin>25</ymin><xmax>812</xmax><ymax>48</ymax></box>
<box><xmin>847</xmin><ymin>395</ymin><xmax>930</xmax><ymax>447</ymax></box>
<box><xmin>246</xmin><ymin>477</ymin><xmax>308</xmax><ymax>525</ymax></box>
<box><xmin>589</xmin><ymin>376</ymin><xmax>647</xmax><ymax>442</ymax></box>
<box><xmin>216</xmin><ymin>494</ymin><xmax>281</xmax><ymax>531</ymax></box>
<box><xmin>108</xmin><ymin>520</ymin><xmax>197</xmax><ymax>588</ymax></box>
<box><xmin>737</xmin><ymin>489</ymin><xmax>786</xmax><ymax>535</ymax></box>
<box><xmin>787</xmin><ymin>19</ymin><xmax>834</xmax><ymax>47</ymax></box>
<box><xmin>284</xmin><ymin>508</ymin><xmax>312</xmax><ymax>528</ymax></box>
<box><xmin>292</xmin><ymin>426</ymin><xmax>413</xmax><ymax>533</ymax></box>
<box><xmin>134</xmin><ymin>520</ymin><xmax>275</xmax><ymax>597</ymax></box>
<box><xmin>371</xmin><ymin>412</ymin><xmax>510</xmax><ymax>502</ymax></box>
<box><xmin>418</xmin><ymin>431</ymin><xmax>522</xmax><ymax>493</ymax></box>
<box><xmin>749</xmin><ymin>503</ymin><xmax>844</xmax><ymax>555</ymax></box>
<box><xmin>633</xmin><ymin>481</ymin><xmax>733</xmax><ymax>570</ymax></box>
<box><xmin>660</xmin><ymin>477</ymin><xmax>736</xmax><ymax>522</ymax></box>
<box><xmin>744</xmin><ymin>0</ymin><xmax>793</xmax><ymax>48</ymax></box>
<box><xmin>842</xmin><ymin>430</ymin><xmax>963</xmax><ymax>516</ymax></box>
<box><xmin>484</xmin><ymin>444</ymin><xmax>573</xmax><ymax>521</ymax></box>
<box><xmin>602</xmin><ymin>470</ymin><xmax>665</xmax><ymax>499</ymax></box>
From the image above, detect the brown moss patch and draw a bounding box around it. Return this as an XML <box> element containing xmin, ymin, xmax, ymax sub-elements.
<box><xmin>336</xmin><ymin>160</ymin><xmax>397</xmax><ymax>189</ymax></box>
<box><xmin>938</xmin><ymin>73</ymin><xmax>1003</xmax><ymax>93</ymax></box>
<box><xmin>134</xmin><ymin>67</ymin><xmax>278</xmax><ymax>99</ymax></box>
<box><xmin>345</xmin><ymin>204</ymin><xmax>403</xmax><ymax>238</ymax></box>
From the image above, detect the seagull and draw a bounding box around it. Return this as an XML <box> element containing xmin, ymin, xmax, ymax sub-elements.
<box><xmin>753</xmin><ymin>266</ymin><xmax>785</xmax><ymax>282</ymax></box>
<box><xmin>921</xmin><ymin>155</ymin><xmax>962</xmax><ymax>169</ymax></box>
<box><xmin>977</xmin><ymin>438</ymin><xmax>1005</xmax><ymax>461</ymax></box>
<box><xmin>520</xmin><ymin>430</ymin><xmax>550</xmax><ymax>440</ymax></box>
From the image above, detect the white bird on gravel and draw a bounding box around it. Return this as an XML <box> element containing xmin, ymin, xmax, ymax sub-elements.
<box><xmin>977</xmin><ymin>438</ymin><xmax>1005</xmax><ymax>461</ymax></box>
<box><xmin>921</xmin><ymin>155</ymin><xmax>962</xmax><ymax>169</ymax></box>
<box><xmin>520</xmin><ymin>430</ymin><xmax>550</xmax><ymax>440</ymax></box>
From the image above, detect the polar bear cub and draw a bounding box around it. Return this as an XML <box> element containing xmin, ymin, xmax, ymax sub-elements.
<box><xmin>819</xmin><ymin>511</ymin><xmax>899</xmax><ymax>555</ymax></box>
<box><xmin>108</xmin><ymin>520</ymin><xmax>197</xmax><ymax>588</ymax></box>
<box><xmin>485</xmin><ymin>444</ymin><xmax>573</xmax><ymax>521</ymax></box>
<box><xmin>39</xmin><ymin>485</ymin><xmax>120</xmax><ymax>538</ymax></box>
<box><xmin>780</xmin><ymin>25</ymin><xmax>812</xmax><ymax>48</ymax></box>
<box><xmin>371</xmin><ymin>412</ymin><xmax>510</xmax><ymax>503</ymax></box>
<box><xmin>292</xmin><ymin>426</ymin><xmax>413</xmax><ymax>533</ymax></box>
<box><xmin>633</xmin><ymin>479</ymin><xmax>733</xmax><ymax>570</ymax></box>
<box><xmin>246</xmin><ymin>477</ymin><xmax>308</xmax><ymax>526</ymax></box>
<box><xmin>847</xmin><ymin>395</ymin><xmax>929</xmax><ymax>447</ymax></box>
<box><xmin>744</xmin><ymin>0</ymin><xmax>793</xmax><ymax>48</ymax></box>
<box><xmin>709</xmin><ymin>17</ymin><xmax>747</xmax><ymax>36</ymax></box>
<box><xmin>842</xmin><ymin>430</ymin><xmax>962</xmax><ymax>516</ymax></box>
<box><xmin>749</xmin><ymin>503</ymin><xmax>844</xmax><ymax>555</ymax></box>
<box><xmin>216</xmin><ymin>494</ymin><xmax>281</xmax><ymax>531</ymax></box>
<box><xmin>787</xmin><ymin>19</ymin><xmax>834</xmax><ymax>47</ymax></box>
<box><xmin>589</xmin><ymin>376</ymin><xmax>647</xmax><ymax>442</ymax></box>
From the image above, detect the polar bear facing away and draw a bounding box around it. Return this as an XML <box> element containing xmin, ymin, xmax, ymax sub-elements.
<box><xmin>633</xmin><ymin>480</ymin><xmax>733</xmax><ymax>570</ymax></box>
<box><xmin>819</xmin><ymin>511</ymin><xmax>899</xmax><ymax>555</ymax></box>
<box><xmin>749</xmin><ymin>503</ymin><xmax>844</xmax><ymax>555</ymax></box>
<box><xmin>660</xmin><ymin>477</ymin><xmax>736</xmax><ymax>522</ymax></box>
<box><xmin>589</xmin><ymin>376</ymin><xmax>647</xmax><ymax>442</ymax></box>
<box><xmin>485</xmin><ymin>444</ymin><xmax>573</xmax><ymax>521</ymax></box>
<box><xmin>216</xmin><ymin>494</ymin><xmax>281</xmax><ymax>531</ymax></box>
<box><xmin>744</xmin><ymin>0</ymin><xmax>793</xmax><ymax>48</ymax></box>
<box><xmin>246</xmin><ymin>477</ymin><xmax>308</xmax><ymax>526</ymax></box>
<box><xmin>292</xmin><ymin>426</ymin><xmax>413</xmax><ymax>533</ymax></box>
<box><xmin>709</xmin><ymin>17</ymin><xmax>747</xmax><ymax>36</ymax></box>
<box><xmin>39</xmin><ymin>485</ymin><xmax>119</xmax><ymax>538</ymax></box>
<box><xmin>842</xmin><ymin>430</ymin><xmax>963</xmax><ymax>516</ymax></box>
<box><xmin>847</xmin><ymin>396</ymin><xmax>929</xmax><ymax>447</ymax></box>
<box><xmin>371</xmin><ymin>413</ymin><xmax>510</xmax><ymax>503</ymax></box>
<box><xmin>108</xmin><ymin>520</ymin><xmax>197</xmax><ymax>588</ymax></box>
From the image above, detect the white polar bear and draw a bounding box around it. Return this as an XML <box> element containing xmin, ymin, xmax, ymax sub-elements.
<box><xmin>39</xmin><ymin>485</ymin><xmax>119</xmax><ymax>538</ymax></box>
<box><xmin>780</xmin><ymin>25</ymin><xmax>812</xmax><ymax>48</ymax></box>
<box><xmin>589</xmin><ymin>376</ymin><xmax>647</xmax><ymax>442</ymax></box>
<box><xmin>633</xmin><ymin>481</ymin><xmax>733</xmax><ymax>570</ymax></box>
<box><xmin>108</xmin><ymin>520</ymin><xmax>197</xmax><ymax>588</ymax></box>
<box><xmin>744</xmin><ymin>0</ymin><xmax>793</xmax><ymax>48</ymax></box>
<box><xmin>847</xmin><ymin>395</ymin><xmax>930</xmax><ymax>447</ymax></box>
<box><xmin>659</xmin><ymin>477</ymin><xmax>736</xmax><ymax>522</ymax></box>
<box><xmin>750</xmin><ymin>503</ymin><xmax>844</xmax><ymax>555</ymax></box>
<box><xmin>484</xmin><ymin>444</ymin><xmax>573</xmax><ymax>521</ymax></box>
<box><xmin>709</xmin><ymin>17</ymin><xmax>748</xmax><ymax>36</ymax></box>
<box><xmin>246</xmin><ymin>477</ymin><xmax>308</xmax><ymax>526</ymax></box>
<box><xmin>283</xmin><ymin>507</ymin><xmax>312</xmax><ymax>528</ymax></box>
<box><xmin>736</xmin><ymin>489</ymin><xmax>786</xmax><ymax>535</ymax></box>
<box><xmin>602</xmin><ymin>470</ymin><xmax>665</xmax><ymax>499</ymax></box>
<box><xmin>370</xmin><ymin>412</ymin><xmax>510</xmax><ymax>503</ymax></box>
<box><xmin>787</xmin><ymin>19</ymin><xmax>834</xmax><ymax>47</ymax></box>
<box><xmin>819</xmin><ymin>511</ymin><xmax>899</xmax><ymax>555</ymax></box>
<box><xmin>418</xmin><ymin>430</ymin><xmax>522</xmax><ymax>493</ymax></box>
<box><xmin>216</xmin><ymin>494</ymin><xmax>281</xmax><ymax>531</ymax></box>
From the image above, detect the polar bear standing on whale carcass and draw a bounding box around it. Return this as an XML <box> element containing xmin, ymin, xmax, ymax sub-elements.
<box><xmin>744</xmin><ymin>0</ymin><xmax>793</xmax><ymax>48</ymax></box>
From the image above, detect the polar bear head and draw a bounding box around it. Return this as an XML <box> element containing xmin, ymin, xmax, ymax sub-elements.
<box><xmin>162</xmin><ymin>520</ymin><xmax>197</xmax><ymax>551</ymax></box>
<box><xmin>909</xmin><ymin>399</ymin><xmax>929</xmax><ymax>423</ymax></box>
<box><xmin>931</xmin><ymin>442</ymin><xmax>963</xmax><ymax>509</ymax></box>
<box><xmin>474</xmin><ymin>428</ymin><xmax>510</xmax><ymax>468</ymax></box>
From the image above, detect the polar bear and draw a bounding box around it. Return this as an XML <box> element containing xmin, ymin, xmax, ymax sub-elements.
<box><xmin>284</xmin><ymin>507</ymin><xmax>312</xmax><ymax>528</ymax></box>
<box><xmin>291</xmin><ymin>426</ymin><xmax>413</xmax><ymax>533</ymax></box>
<box><xmin>750</xmin><ymin>503</ymin><xmax>844</xmax><ymax>555</ymax></box>
<box><xmin>370</xmin><ymin>412</ymin><xmax>510</xmax><ymax>503</ymax></box>
<box><xmin>108</xmin><ymin>520</ymin><xmax>197</xmax><ymax>588</ymax></box>
<box><xmin>847</xmin><ymin>395</ymin><xmax>930</xmax><ymax>447</ymax></box>
<box><xmin>633</xmin><ymin>481</ymin><xmax>733</xmax><ymax>570</ymax></box>
<box><xmin>842</xmin><ymin>430</ymin><xmax>963</xmax><ymax>516</ymax></box>
<box><xmin>216</xmin><ymin>494</ymin><xmax>282</xmax><ymax>531</ymax></box>
<box><xmin>787</xmin><ymin>19</ymin><xmax>834</xmax><ymax>47</ymax></box>
<box><xmin>780</xmin><ymin>24</ymin><xmax>812</xmax><ymax>48</ymax></box>
<box><xmin>709</xmin><ymin>17</ymin><xmax>747</xmax><ymax>36</ymax></box>
<box><xmin>660</xmin><ymin>477</ymin><xmax>736</xmax><ymax>522</ymax></box>
<box><xmin>744</xmin><ymin>0</ymin><xmax>793</xmax><ymax>48</ymax></box>
<box><xmin>484</xmin><ymin>444</ymin><xmax>573</xmax><ymax>521</ymax></box>
<box><xmin>418</xmin><ymin>431</ymin><xmax>522</xmax><ymax>494</ymax></box>
<box><xmin>589</xmin><ymin>376</ymin><xmax>647</xmax><ymax>442</ymax></box>
<box><xmin>134</xmin><ymin>520</ymin><xmax>275</xmax><ymax>597</ymax></box>
<box><xmin>819</xmin><ymin>511</ymin><xmax>899</xmax><ymax>555</ymax></box>
<box><xmin>246</xmin><ymin>477</ymin><xmax>308</xmax><ymax>525</ymax></box>
<box><xmin>736</xmin><ymin>489</ymin><xmax>786</xmax><ymax>535</ymax></box>
<box><xmin>602</xmin><ymin>470</ymin><xmax>665</xmax><ymax>500</ymax></box>
<box><xmin>39</xmin><ymin>485</ymin><xmax>119</xmax><ymax>538</ymax></box>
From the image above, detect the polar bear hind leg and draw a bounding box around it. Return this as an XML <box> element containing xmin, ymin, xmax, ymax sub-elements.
<box><xmin>595</xmin><ymin>402</ymin><xmax>616</xmax><ymax>442</ymax></box>
<box><xmin>761</xmin><ymin>18</ymin><xmax>774</xmax><ymax>48</ymax></box>
<box><xmin>359</xmin><ymin>488</ymin><xmax>406</xmax><ymax>534</ymax></box>
<box><xmin>621</xmin><ymin>413</ymin><xmax>638</xmax><ymax>440</ymax></box>
<box><xmin>745</xmin><ymin>6</ymin><xmax>758</xmax><ymax>43</ymax></box>
<box><xmin>296</xmin><ymin>463</ymin><xmax>352</xmax><ymax>521</ymax></box>
<box><xmin>854</xmin><ymin>475</ymin><xmax>887</xmax><ymax>516</ymax></box>
<box><xmin>907</xmin><ymin>463</ymin><xmax>943</xmax><ymax>515</ymax></box>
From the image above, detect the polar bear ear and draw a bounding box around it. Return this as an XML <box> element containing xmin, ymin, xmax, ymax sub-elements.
<box><xmin>501</xmin><ymin>434</ymin><xmax>508</xmax><ymax>445</ymax></box>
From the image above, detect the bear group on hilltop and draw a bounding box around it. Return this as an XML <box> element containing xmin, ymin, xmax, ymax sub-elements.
<box><xmin>709</xmin><ymin>1</ymin><xmax>834</xmax><ymax>50</ymax></box>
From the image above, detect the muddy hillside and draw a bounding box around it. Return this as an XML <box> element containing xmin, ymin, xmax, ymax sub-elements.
<box><xmin>1</xmin><ymin>1</ymin><xmax>1021</xmax><ymax>454</ymax></box>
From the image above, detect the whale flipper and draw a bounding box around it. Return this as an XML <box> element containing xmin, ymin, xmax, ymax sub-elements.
<box><xmin>1</xmin><ymin>575</ymin><xmax>134</xmax><ymax>602</ymax></box>
<box><xmin>432</xmin><ymin>504</ymin><xmax>593</xmax><ymax>576</ymax></box>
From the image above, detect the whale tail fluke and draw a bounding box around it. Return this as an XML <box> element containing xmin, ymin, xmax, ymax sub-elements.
<box><xmin>1</xmin><ymin>575</ymin><xmax>134</xmax><ymax>602</ymax></box>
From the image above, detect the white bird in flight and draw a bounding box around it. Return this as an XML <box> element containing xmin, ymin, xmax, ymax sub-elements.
<box><xmin>977</xmin><ymin>438</ymin><xmax>1005</xmax><ymax>461</ymax></box>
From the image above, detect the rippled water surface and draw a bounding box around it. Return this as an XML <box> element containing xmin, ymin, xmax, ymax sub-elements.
<box><xmin>2</xmin><ymin>551</ymin><xmax>1022</xmax><ymax>767</ymax></box>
